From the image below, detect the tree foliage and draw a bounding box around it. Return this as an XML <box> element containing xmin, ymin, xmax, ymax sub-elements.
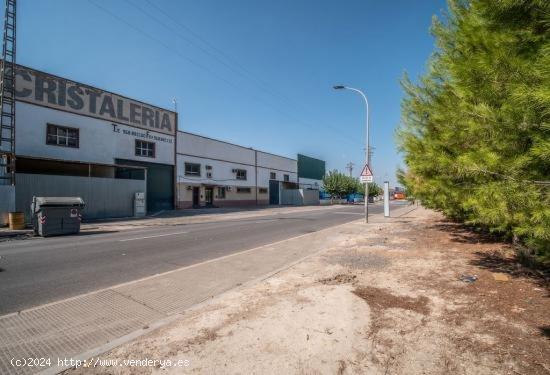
<box><xmin>397</xmin><ymin>0</ymin><xmax>550</xmax><ymax>260</ymax></box>
<box><xmin>323</xmin><ymin>170</ymin><xmax>382</xmax><ymax>198</ymax></box>
<box><xmin>356</xmin><ymin>181</ymin><xmax>383</xmax><ymax>197</ymax></box>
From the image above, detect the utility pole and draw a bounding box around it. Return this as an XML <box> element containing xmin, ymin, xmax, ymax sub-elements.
<box><xmin>365</xmin><ymin>146</ymin><xmax>375</xmax><ymax>174</ymax></box>
<box><xmin>346</xmin><ymin>162</ymin><xmax>354</xmax><ymax>177</ymax></box>
<box><xmin>368</xmin><ymin>149</ymin><xmax>373</xmax><ymax>170</ymax></box>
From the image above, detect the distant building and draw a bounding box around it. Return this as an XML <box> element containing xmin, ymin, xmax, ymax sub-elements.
<box><xmin>176</xmin><ymin>131</ymin><xmax>298</xmax><ymax>208</ymax></box>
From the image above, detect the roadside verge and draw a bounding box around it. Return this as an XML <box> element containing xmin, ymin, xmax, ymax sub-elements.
<box><xmin>0</xmin><ymin>203</ymin><xmax>407</xmax><ymax>375</ymax></box>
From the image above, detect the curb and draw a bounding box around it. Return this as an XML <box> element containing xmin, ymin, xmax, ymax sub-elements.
<box><xmin>0</xmin><ymin>229</ymin><xmax>32</xmax><ymax>238</ymax></box>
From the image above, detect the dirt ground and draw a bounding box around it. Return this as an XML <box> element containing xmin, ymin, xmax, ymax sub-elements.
<box><xmin>71</xmin><ymin>207</ymin><xmax>549</xmax><ymax>375</ymax></box>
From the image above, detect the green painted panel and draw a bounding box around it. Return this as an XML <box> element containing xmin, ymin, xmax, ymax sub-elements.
<box><xmin>297</xmin><ymin>154</ymin><xmax>325</xmax><ymax>180</ymax></box>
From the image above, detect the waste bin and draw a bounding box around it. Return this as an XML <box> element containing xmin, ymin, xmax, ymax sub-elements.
<box><xmin>31</xmin><ymin>197</ymin><xmax>85</xmax><ymax>237</ymax></box>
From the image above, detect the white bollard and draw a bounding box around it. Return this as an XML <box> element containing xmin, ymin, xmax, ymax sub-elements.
<box><xmin>384</xmin><ymin>181</ymin><xmax>390</xmax><ymax>217</ymax></box>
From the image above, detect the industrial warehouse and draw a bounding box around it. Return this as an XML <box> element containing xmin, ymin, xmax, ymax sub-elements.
<box><xmin>0</xmin><ymin>64</ymin><xmax>325</xmax><ymax>224</ymax></box>
<box><xmin>177</xmin><ymin>132</ymin><xmax>324</xmax><ymax>208</ymax></box>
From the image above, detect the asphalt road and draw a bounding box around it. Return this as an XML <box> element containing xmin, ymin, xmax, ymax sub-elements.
<box><xmin>0</xmin><ymin>204</ymin><xmax>389</xmax><ymax>315</ymax></box>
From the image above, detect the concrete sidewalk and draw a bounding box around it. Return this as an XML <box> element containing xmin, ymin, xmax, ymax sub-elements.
<box><xmin>0</xmin><ymin>204</ymin><xmax>407</xmax><ymax>375</ymax></box>
<box><xmin>0</xmin><ymin>204</ymin><xmax>375</xmax><ymax>239</ymax></box>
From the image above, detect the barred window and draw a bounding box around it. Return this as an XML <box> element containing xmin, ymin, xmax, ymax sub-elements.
<box><xmin>284</xmin><ymin>174</ymin><xmax>290</xmax><ymax>182</ymax></box>
<box><xmin>185</xmin><ymin>162</ymin><xmax>201</xmax><ymax>176</ymax></box>
<box><xmin>217</xmin><ymin>187</ymin><xmax>226</xmax><ymax>199</ymax></box>
<box><xmin>135</xmin><ymin>140</ymin><xmax>155</xmax><ymax>158</ymax></box>
<box><xmin>270</xmin><ymin>172</ymin><xmax>276</xmax><ymax>180</ymax></box>
<box><xmin>46</xmin><ymin>124</ymin><xmax>79</xmax><ymax>148</ymax></box>
<box><xmin>235</xmin><ymin>169</ymin><xmax>247</xmax><ymax>180</ymax></box>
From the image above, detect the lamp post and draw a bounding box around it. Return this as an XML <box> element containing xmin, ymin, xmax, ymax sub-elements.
<box><xmin>333</xmin><ymin>85</ymin><xmax>370</xmax><ymax>223</ymax></box>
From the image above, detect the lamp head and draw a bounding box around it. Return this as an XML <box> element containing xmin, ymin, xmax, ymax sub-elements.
<box><xmin>333</xmin><ymin>85</ymin><xmax>346</xmax><ymax>90</ymax></box>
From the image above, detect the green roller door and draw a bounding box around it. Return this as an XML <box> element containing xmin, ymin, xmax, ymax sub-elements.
<box><xmin>116</xmin><ymin>159</ymin><xmax>174</xmax><ymax>213</ymax></box>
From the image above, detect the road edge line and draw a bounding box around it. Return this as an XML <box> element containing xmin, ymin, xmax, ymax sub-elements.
<box><xmin>0</xmin><ymin>207</ymin><xmax>382</xmax><ymax>320</ymax></box>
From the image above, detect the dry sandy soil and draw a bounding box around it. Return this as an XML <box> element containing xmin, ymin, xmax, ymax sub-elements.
<box><xmin>71</xmin><ymin>207</ymin><xmax>549</xmax><ymax>375</ymax></box>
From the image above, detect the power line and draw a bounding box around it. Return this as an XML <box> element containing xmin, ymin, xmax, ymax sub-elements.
<box><xmin>129</xmin><ymin>0</ymin><xmax>363</xmax><ymax>148</ymax></box>
<box><xmin>86</xmin><ymin>0</ymin><xmax>363</xmax><ymax>148</ymax></box>
<box><xmin>142</xmin><ymin>0</ymin><xmax>332</xmax><ymax>122</ymax></box>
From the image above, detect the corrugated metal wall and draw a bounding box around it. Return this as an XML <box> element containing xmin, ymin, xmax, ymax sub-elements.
<box><xmin>281</xmin><ymin>189</ymin><xmax>302</xmax><ymax>205</ymax></box>
<box><xmin>301</xmin><ymin>189</ymin><xmax>320</xmax><ymax>205</ymax></box>
<box><xmin>0</xmin><ymin>185</ymin><xmax>15</xmax><ymax>225</ymax></box>
<box><xmin>280</xmin><ymin>189</ymin><xmax>319</xmax><ymax>206</ymax></box>
<box><xmin>15</xmin><ymin>173</ymin><xmax>146</xmax><ymax>222</ymax></box>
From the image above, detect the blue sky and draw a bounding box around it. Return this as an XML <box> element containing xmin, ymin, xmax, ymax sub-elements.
<box><xmin>15</xmin><ymin>0</ymin><xmax>446</xmax><ymax>186</ymax></box>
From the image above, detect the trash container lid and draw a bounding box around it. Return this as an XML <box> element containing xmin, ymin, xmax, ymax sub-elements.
<box><xmin>33</xmin><ymin>197</ymin><xmax>85</xmax><ymax>212</ymax></box>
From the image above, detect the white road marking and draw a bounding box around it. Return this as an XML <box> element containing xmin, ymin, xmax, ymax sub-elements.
<box><xmin>2</xmin><ymin>218</ymin><xmax>362</xmax><ymax>319</ymax></box>
<box><xmin>118</xmin><ymin>231</ymin><xmax>188</xmax><ymax>242</ymax></box>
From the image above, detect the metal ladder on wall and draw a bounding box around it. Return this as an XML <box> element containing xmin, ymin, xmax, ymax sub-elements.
<box><xmin>0</xmin><ymin>0</ymin><xmax>16</xmax><ymax>186</ymax></box>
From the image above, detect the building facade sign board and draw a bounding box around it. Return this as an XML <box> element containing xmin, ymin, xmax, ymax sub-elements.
<box><xmin>14</xmin><ymin>65</ymin><xmax>176</xmax><ymax>135</ymax></box>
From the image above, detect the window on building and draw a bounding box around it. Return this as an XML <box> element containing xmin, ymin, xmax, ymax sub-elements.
<box><xmin>236</xmin><ymin>187</ymin><xmax>251</xmax><ymax>193</ymax></box>
<box><xmin>135</xmin><ymin>140</ymin><xmax>155</xmax><ymax>158</ymax></box>
<box><xmin>259</xmin><ymin>188</ymin><xmax>268</xmax><ymax>194</ymax></box>
<box><xmin>270</xmin><ymin>172</ymin><xmax>276</xmax><ymax>180</ymax></box>
<box><xmin>217</xmin><ymin>187</ymin><xmax>226</xmax><ymax>199</ymax></box>
<box><xmin>235</xmin><ymin>169</ymin><xmax>247</xmax><ymax>180</ymax></box>
<box><xmin>46</xmin><ymin>124</ymin><xmax>79</xmax><ymax>148</ymax></box>
<box><xmin>185</xmin><ymin>162</ymin><xmax>201</xmax><ymax>176</ymax></box>
<box><xmin>284</xmin><ymin>174</ymin><xmax>290</xmax><ymax>182</ymax></box>
<box><xmin>16</xmin><ymin>157</ymin><xmax>145</xmax><ymax>180</ymax></box>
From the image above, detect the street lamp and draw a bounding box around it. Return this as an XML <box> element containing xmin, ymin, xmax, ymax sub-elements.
<box><xmin>333</xmin><ymin>85</ymin><xmax>370</xmax><ymax>223</ymax></box>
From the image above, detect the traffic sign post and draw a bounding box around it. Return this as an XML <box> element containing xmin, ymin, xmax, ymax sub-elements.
<box><xmin>360</xmin><ymin>164</ymin><xmax>373</xmax><ymax>182</ymax></box>
<box><xmin>360</xmin><ymin>175</ymin><xmax>373</xmax><ymax>183</ymax></box>
<box><xmin>360</xmin><ymin>164</ymin><xmax>374</xmax><ymax>222</ymax></box>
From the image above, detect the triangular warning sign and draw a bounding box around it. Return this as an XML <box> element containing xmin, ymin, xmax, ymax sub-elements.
<box><xmin>360</xmin><ymin>164</ymin><xmax>373</xmax><ymax>177</ymax></box>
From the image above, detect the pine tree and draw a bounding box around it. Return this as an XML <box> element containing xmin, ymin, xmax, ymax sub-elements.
<box><xmin>398</xmin><ymin>0</ymin><xmax>550</xmax><ymax>261</ymax></box>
